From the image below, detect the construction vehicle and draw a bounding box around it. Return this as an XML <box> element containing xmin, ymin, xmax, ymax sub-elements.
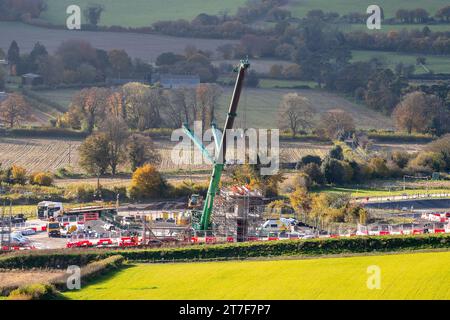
<box><xmin>47</xmin><ymin>219</ymin><xmax>61</xmax><ymax>237</ymax></box>
<box><xmin>184</xmin><ymin>58</ymin><xmax>250</xmax><ymax>232</ymax></box>
<box><xmin>188</xmin><ymin>194</ymin><xmax>203</xmax><ymax>209</ymax></box>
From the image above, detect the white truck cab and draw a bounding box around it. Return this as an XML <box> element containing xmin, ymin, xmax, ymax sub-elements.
<box><xmin>37</xmin><ymin>201</ymin><xmax>64</xmax><ymax>219</ymax></box>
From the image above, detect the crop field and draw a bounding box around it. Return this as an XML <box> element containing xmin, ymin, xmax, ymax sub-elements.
<box><xmin>352</xmin><ymin>50</ymin><xmax>450</xmax><ymax>74</ymax></box>
<box><xmin>0</xmin><ymin>135</ymin><xmax>424</xmax><ymax>175</ymax></box>
<box><xmin>0</xmin><ymin>137</ymin><xmax>81</xmax><ymax>172</ymax></box>
<box><xmin>286</xmin><ymin>0</ymin><xmax>450</xmax><ymax>20</ymax></box>
<box><xmin>63</xmin><ymin>251</ymin><xmax>450</xmax><ymax>300</ymax></box>
<box><xmin>0</xmin><ymin>22</ymin><xmax>236</xmax><ymax>62</ymax></box>
<box><xmin>41</xmin><ymin>0</ymin><xmax>246</xmax><ymax>28</ymax></box>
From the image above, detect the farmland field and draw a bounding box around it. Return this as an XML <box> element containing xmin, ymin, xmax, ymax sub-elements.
<box><xmin>41</xmin><ymin>0</ymin><xmax>245</xmax><ymax>28</ymax></box>
<box><xmin>0</xmin><ymin>22</ymin><xmax>236</xmax><ymax>62</ymax></box>
<box><xmin>216</xmin><ymin>87</ymin><xmax>394</xmax><ymax>129</ymax></box>
<box><xmin>351</xmin><ymin>50</ymin><xmax>450</xmax><ymax>75</ymax></box>
<box><xmin>30</xmin><ymin>86</ymin><xmax>394</xmax><ymax>130</ymax></box>
<box><xmin>0</xmin><ymin>137</ymin><xmax>81</xmax><ymax>172</ymax></box>
<box><xmin>63</xmin><ymin>251</ymin><xmax>450</xmax><ymax>300</ymax></box>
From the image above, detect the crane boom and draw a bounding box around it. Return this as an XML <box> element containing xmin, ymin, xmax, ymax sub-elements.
<box><xmin>186</xmin><ymin>59</ymin><xmax>250</xmax><ymax>231</ymax></box>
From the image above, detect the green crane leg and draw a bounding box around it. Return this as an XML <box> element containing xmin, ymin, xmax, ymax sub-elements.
<box><xmin>200</xmin><ymin>163</ymin><xmax>224</xmax><ymax>231</ymax></box>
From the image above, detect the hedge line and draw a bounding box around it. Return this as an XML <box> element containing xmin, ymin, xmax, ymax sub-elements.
<box><xmin>0</xmin><ymin>127</ymin><xmax>88</xmax><ymax>139</ymax></box>
<box><xmin>1</xmin><ymin>234</ymin><xmax>449</xmax><ymax>269</ymax></box>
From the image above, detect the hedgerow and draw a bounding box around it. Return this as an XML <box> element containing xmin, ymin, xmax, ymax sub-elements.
<box><xmin>0</xmin><ymin>234</ymin><xmax>449</xmax><ymax>269</ymax></box>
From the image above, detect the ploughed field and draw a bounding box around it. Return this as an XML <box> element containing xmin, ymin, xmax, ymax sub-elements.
<box><xmin>63</xmin><ymin>251</ymin><xmax>450</xmax><ymax>300</ymax></box>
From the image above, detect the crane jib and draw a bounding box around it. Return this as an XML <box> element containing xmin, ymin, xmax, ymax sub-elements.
<box><xmin>198</xmin><ymin>59</ymin><xmax>250</xmax><ymax>231</ymax></box>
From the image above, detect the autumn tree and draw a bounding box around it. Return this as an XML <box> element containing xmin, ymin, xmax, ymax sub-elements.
<box><xmin>79</xmin><ymin>133</ymin><xmax>110</xmax><ymax>175</ymax></box>
<box><xmin>0</xmin><ymin>93</ymin><xmax>33</xmax><ymax>128</ymax></box>
<box><xmin>392</xmin><ymin>91</ymin><xmax>448</xmax><ymax>134</ymax></box>
<box><xmin>69</xmin><ymin>87</ymin><xmax>110</xmax><ymax>133</ymax></box>
<box><xmin>289</xmin><ymin>187</ymin><xmax>312</xmax><ymax>222</ymax></box>
<box><xmin>127</xmin><ymin>133</ymin><xmax>161</xmax><ymax>172</ymax></box>
<box><xmin>121</xmin><ymin>82</ymin><xmax>164</xmax><ymax>130</ymax></box>
<box><xmin>317</xmin><ymin>109</ymin><xmax>355</xmax><ymax>140</ymax></box>
<box><xmin>11</xmin><ymin>165</ymin><xmax>27</xmax><ymax>185</ymax></box>
<box><xmin>129</xmin><ymin>164</ymin><xmax>166</xmax><ymax>199</ymax></box>
<box><xmin>278</xmin><ymin>93</ymin><xmax>315</xmax><ymax>138</ymax></box>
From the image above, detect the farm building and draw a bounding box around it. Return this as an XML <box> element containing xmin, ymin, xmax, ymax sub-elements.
<box><xmin>21</xmin><ymin>73</ymin><xmax>44</xmax><ymax>86</ymax></box>
<box><xmin>151</xmin><ymin>73</ymin><xmax>200</xmax><ymax>88</ymax></box>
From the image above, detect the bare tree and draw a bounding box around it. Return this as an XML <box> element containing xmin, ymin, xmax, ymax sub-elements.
<box><xmin>196</xmin><ymin>83</ymin><xmax>223</xmax><ymax>129</ymax></box>
<box><xmin>318</xmin><ymin>109</ymin><xmax>355</xmax><ymax>140</ymax></box>
<box><xmin>278</xmin><ymin>93</ymin><xmax>315</xmax><ymax>138</ymax></box>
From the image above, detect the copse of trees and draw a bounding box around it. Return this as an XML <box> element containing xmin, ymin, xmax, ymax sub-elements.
<box><xmin>5</xmin><ymin>40</ymin><xmax>152</xmax><ymax>86</ymax></box>
<box><xmin>0</xmin><ymin>0</ymin><xmax>46</xmax><ymax>21</ymax></box>
<box><xmin>295</xmin><ymin>134</ymin><xmax>450</xmax><ymax>189</ymax></box>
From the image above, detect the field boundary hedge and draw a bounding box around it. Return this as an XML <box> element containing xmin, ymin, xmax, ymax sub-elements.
<box><xmin>1</xmin><ymin>234</ymin><xmax>449</xmax><ymax>269</ymax></box>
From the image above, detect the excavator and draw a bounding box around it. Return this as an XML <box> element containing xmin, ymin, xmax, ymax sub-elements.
<box><xmin>183</xmin><ymin>59</ymin><xmax>250</xmax><ymax>232</ymax></box>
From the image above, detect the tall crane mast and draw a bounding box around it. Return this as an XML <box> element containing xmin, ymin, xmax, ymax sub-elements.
<box><xmin>183</xmin><ymin>59</ymin><xmax>250</xmax><ymax>231</ymax></box>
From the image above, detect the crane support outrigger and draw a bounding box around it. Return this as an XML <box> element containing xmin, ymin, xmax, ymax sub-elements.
<box><xmin>183</xmin><ymin>58</ymin><xmax>250</xmax><ymax>231</ymax></box>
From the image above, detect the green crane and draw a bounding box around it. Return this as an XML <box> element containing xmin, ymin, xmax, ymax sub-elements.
<box><xmin>183</xmin><ymin>58</ymin><xmax>250</xmax><ymax>231</ymax></box>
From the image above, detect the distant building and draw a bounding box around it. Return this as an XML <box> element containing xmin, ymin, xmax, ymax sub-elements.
<box><xmin>151</xmin><ymin>73</ymin><xmax>200</xmax><ymax>89</ymax></box>
<box><xmin>22</xmin><ymin>73</ymin><xmax>44</xmax><ymax>86</ymax></box>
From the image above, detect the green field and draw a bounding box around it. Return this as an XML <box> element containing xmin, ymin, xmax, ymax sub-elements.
<box><xmin>351</xmin><ymin>50</ymin><xmax>450</xmax><ymax>74</ymax></box>
<box><xmin>63</xmin><ymin>251</ymin><xmax>450</xmax><ymax>300</ymax></box>
<box><xmin>316</xmin><ymin>186</ymin><xmax>450</xmax><ymax>198</ymax></box>
<box><xmin>41</xmin><ymin>0</ymin><xmax>246</xmax><ymax>27</ymax></box>
<box><xmin>287</xmin><ymin>0</ymin><xmax>450</xmax><ymax>19</ymax></box>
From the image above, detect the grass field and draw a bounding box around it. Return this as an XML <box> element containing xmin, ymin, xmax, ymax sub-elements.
<box><xmin>316</xmin><ymin>186</ymin><xmax>450</xmax><ymax>198</ymax></box>
<box><xmin>217</xmin><ymin>87</ymin><xmax>394</xmax><ymax>129</ymax></box>
<box><xmin>286</xmin><ymin>0</ymin><xmax>450</xmax><ymax>20</ymax></box>
<box><xmin>63</xmin><ymin>251</ymin><xmax>450</xmax><ymax>300</ymax></box>
<box><xmin>351</xmin><ymin>50</ymin><xmax>450</xmax><ymax>74</ymax></box>
<box><xmin>41</xmin><ymin>0</ymin><xmax>245</xmax><ymax>27</ymax></box>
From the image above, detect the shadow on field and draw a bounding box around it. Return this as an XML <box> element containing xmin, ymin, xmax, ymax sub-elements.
<box><xmin>62</xmin><ymin>265</ymin><xmax>135</xmax><ymax>299</ymax></box>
